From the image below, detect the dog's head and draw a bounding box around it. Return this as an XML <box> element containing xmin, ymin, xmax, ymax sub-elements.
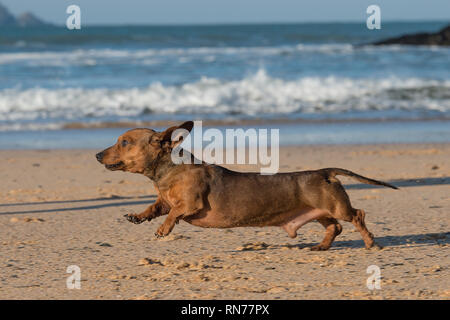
<box><xmin>96</xmin><ymin>121</ymin><xmax>193</xmax><ymax>174</ymax></box>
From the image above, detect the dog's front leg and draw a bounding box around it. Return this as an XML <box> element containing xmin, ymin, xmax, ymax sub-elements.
<box><xmin>155</xmin><ymin>181</ymin><xmax>207</xmax><ymax>237</ymax></box>
<box><xmin>125</xmin><ymin>198</ymin><xmax>169</xmax><ymax>224</ymax></box>
<box><xmin>155</xmin><ymin>209</ymin><xmax>182</xmax><ymax>237</ymax></box>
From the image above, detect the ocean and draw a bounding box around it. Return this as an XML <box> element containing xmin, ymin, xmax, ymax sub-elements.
<box><xmin>0</xmin><ymin>22</ymin><xmax>449</xmax><ymax>148</ymax></box>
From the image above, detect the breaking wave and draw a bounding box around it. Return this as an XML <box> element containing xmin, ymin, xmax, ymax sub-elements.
<box><xmin>0</xmin><ymin>70</ymin><xmax>449</xmax><ymax>127</ymax></box>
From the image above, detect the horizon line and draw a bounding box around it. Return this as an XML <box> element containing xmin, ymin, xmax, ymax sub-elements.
<box><xmin>33</xmin><ymin>18</ymin><xmax>450</xmax><ymax>28</ymax></box>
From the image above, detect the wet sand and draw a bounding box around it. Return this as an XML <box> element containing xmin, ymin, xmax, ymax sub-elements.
<box><xmin>0</xmin><ymin>143</ymin><xmax>449</xmax><ymax>299</ymax></box>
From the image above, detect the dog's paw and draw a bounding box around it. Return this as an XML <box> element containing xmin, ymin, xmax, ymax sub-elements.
<box><xmin>155</xmin><ymin>224</ymin><xmax>171</xmax><ymax>238</ymax></box>
<box><xmin>366</xmin><ymin>243</ymin><xmax>383</xmax><ymax>250</ymax></box>
<box><xmin>310</xmin><ymin>244</ymin><xmax>330</xmax><ymax>251</ymax></box>
<box><xmin>154</xmin><ymin>232</ymin><xmax>164</xmax><ymax>238</ymax></box>
<box><xmin>124</xmin><ymin>214</ymin><xmax>146</xmax><ymax>224</ymax></box>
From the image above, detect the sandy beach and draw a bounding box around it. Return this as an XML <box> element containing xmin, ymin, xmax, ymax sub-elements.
<box><xmin>0</xmin><ymin>143</ymin><xmax>449</xmax><ymax>299</ymax></box>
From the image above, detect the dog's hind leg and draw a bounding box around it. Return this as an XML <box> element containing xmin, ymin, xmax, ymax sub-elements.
<box><xmin>329</xmin><ymin>202</ymin><xmax>378</xmax><ymax>249</ymax></box>
<box><xmin>280</xmin><ymin>208</ymin><xmax>329</xmax><ymax>239</ymax></box>
<box><xmin>310</xmin><ymin>217</ymin><xmax>342</xmax><ymax>251</ymax></box>
<box><xmin>316</xmin><ymin>180</ymin><xmax>378</xmax><ymax>249</ymax></box>
<box><xmin>351</xmin><ymin>209</ymin><xmax>378</xmax><ymax>249</ymax></box>
<box><xmin>328</xmin><ymin>201</ymin><xmax>378</xmax><ymax>249</ymax></box>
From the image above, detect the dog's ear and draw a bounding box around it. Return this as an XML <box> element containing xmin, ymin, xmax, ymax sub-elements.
<box><xmin>159</xmin><ymin>121</ymin><xmax>194</xmax><ymax>149</ymax></box>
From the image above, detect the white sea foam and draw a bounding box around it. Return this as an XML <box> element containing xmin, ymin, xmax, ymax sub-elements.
<box><xmin>0</xmin><ymin>70</ymin><xmax>449</xmax><ymax>126</ymax></box>
<box><xmin>4</xmin><ymin>43</ymin><xmax>441</xmax><ymax>66</ymax></box>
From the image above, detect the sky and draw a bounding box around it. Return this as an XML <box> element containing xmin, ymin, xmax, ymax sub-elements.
<box><xmin>2</xmin><ymin>0</ymin><xmax>449</xmax><ymax>25</ymax></box>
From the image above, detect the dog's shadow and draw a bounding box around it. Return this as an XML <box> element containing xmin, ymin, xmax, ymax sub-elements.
<box><xmin>270</xmin><ymin>232</ymin><xmax>450</xmax><ymax>251</ymax></box>
<box><xmin>344</xmin><ymin>176</ymin><xmax>450</xmax><ymax>190</ymax></box>
<box><xmin>0</xmin><ymin>195</ymin><xmax>157</xmax><ymax>215</ymax></box>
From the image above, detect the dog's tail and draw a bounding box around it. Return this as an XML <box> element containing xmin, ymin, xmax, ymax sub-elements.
<box><xmin>323</xmin><ymin>168</ymin><xmax>398</xmax><ymax>190</ymax></box>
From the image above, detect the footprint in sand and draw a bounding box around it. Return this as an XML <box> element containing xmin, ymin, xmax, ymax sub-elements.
<box><xmin>152</xmin><ymin>234</ymin><xmax>191</xmax><ymax>241</ymax></box>
<box><xmin>10</xmin><ymin>217</ymin><xmax>44</xmax><ymax>223</ymax></box>
<box><xmin>236</xmin><ymin>242</ymin><xmax>270</xmax><ymax>251</ymax></box>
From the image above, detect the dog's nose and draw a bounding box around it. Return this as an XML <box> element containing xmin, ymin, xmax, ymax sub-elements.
<box><xmin>96</xmin><ymin>152</ymin><xmax>104</xmax><ymax>162</ymax></box>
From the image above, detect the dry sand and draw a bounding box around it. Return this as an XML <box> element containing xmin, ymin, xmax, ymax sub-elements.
<box><xmin>0</xmin><ymin>143</ymin><xmax>449</xmax><ymax>299</ymax></box>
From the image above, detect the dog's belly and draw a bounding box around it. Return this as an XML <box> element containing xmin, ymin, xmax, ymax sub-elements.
<box><xmin>182</xmin><ymin>169</ymin><xmax>324</xmax><ymax>228</ymax></box>
<box><xmin>183</xmin><ymin>210</ymin><xmax>239</xmax><ymax>228</ymax></box>
<box><xmin>279</xmin><ymin>208</ymin><xmax>329</xmax><ymax>238</ymax></box>
<box><xmin>184</xmin><ymin>207</ymin><xmax>329</xmax><ymax>229</ymax></box>
<box><xmin>183</xmin><ymin>206</ymin><xmax>328</xmax><ymax>230</ymax></box>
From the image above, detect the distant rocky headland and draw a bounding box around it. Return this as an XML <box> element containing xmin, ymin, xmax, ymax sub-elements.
<box><xmin>373</xmin><ymin>24</ymin><xmax>450</xmax><ymax>46</ymax></box>
<box><xmin>0</xmin><ymin>2</ymin><xmax>50</xmax><ymax>27</ymax></box>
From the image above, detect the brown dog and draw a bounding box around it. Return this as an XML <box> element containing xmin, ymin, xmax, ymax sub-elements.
<box><xmin>96</xmin><ymin>121</ymin><xmax>397</xmax><ymax>250</ymax></box>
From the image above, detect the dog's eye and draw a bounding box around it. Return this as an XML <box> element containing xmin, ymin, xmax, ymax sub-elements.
<box><xmin>121</xmin><ymin>140</ymin><xmax>129</xmax><ymax>147</ymax></box>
